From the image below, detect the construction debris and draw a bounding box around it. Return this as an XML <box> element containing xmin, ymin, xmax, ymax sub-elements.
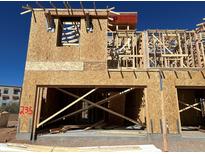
<box><xmin>0</xmin><ymin>112</ymin><xmax>9</xmax><ymax>128</ymax></box>
<box><xmin>125</xmin><ymin>124</ymin><xmax>144</xmax><ymax>130</ymax></box>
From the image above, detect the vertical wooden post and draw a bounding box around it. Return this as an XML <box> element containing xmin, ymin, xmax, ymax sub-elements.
<box><xmin>177</xmin><ymin>33</ymin><xmax>183</xmax><ymax>67</ymax></box>
<box><xmin>199</xmin><ymin>33</ymin><xmax>205</xmax><ymax>66</ymax></box>
<box><xmin>160</xmin><ymin>71</ymin><xmax>168</xmax><ymax>152</ymax></box>
<box><xmin>143</xmin><ymin>31</ymin><xmax>149</xmax><ymax>68</ymax></box>
<box><xmin>194</xmin><ymin>32</ymin><xmax>202</xmax><ymax>67</ymax></box>
<box><xmin>189</xmin><ymin>33</ymin><xmax>195</xmax><ymax>67</ymax></box>
<box><xmin>31</xmin><ymin>86</ymin><xmax>40</xmax><ymax>141</ymax></box>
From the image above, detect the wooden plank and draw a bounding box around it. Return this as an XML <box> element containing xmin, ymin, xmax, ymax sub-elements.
<box><xmin>49</xmin><ymin>1</ymin><xmax>58</xmax><ymax>14</ymax></box>
<box><xmin>161</xmin><ymin>54</ymin><xmax>188</xmax><ymax>57</ymax></box>
<box><xmin>58</xmin><ymin>89</ymin><xmax>142</xmax><ymax>126</ymax></box>
<box><xmin>199</xmin><ymin>33</ymin><xmax>205</xmax><ymax>66</ymax></box>
<box><xmin>189</xmin><ymin>33</ymin><xmax>195</xmax><ymax>67</ymax></box>
<box><xmin>179</xmin><ymin>101</ymin><xmax>201</xmax><ymax>112</ymax></box>
<box><xmin>47</xmin><ymin>88</ymin><xmax>135</xmax><ymax>125</ymax></box>
<box><xmin>22</xmin><ymin>7</ymin><xmax>114</xmax><ymax>12</ymax></box>
<box><xmin>20</xmin><ymin>9</ymin><xmax>32</xmax><ymax>15</ymax></box>
<box><xmin>84</xmin><ymin>120</ymin><xmax>104</xmax><ymax>131</ymax></box>
<box><xmin>109</xmin><ymin>10</ymin><xmax>120</xmax><ymax>15</ymax></box>
<box><xmin>152</xmin><ymin>34</ymin><xmax>173</xmax><ymax>54</ymax></box>
<box><xmin>177</xmin><ymin>33</ymin><xmax>184</xmax><ymax>67</ymax></box>
<box><xmin>36</xmin><ymin>1</ymin><xmax>45</xmax><ymax>11</ymax></box>
<box><xmin>160</xmin><ymin>75</ymin><xmax>168</xmax><ymax>152</ymax></box>
<box><xmin>194</xmin><ymin>33</ymin><xmax>202</xmax><ymax>67</ymax></box>
<box><xmin>61</xmin><ymin>125</ymin><xmax>89</xmax><ymax>132</ymax></box>
<box><xmin>37</xmin><ymin>88</ymin><xmax>97</xmax><ymax>128</ymax></box>
<box><xmin>179</xmin><ymin>102</ymin><xmax>201</xmax><ymax>112</ymax></box>
<box><xmin>31</xmin><ymin>87</ymin><xmax>40</xmax><ymax>140</ymax></box>
<box><xmin>119</xmin><ymin>55</ymin><xmax>143</xmax><ymax>58</ymax></box>
<box><xmin>80</xmin><ymin>1</ymin><xmax>86</xmax><ymax>15</ymax></box>
<box><xmin>93</xmin><ymin>2</ymin><xmax>102</xmax><ymax>30</ymax></box>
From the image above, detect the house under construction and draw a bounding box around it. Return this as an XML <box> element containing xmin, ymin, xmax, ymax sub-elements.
<box><xmin>17</xmin><ymin>2</ymin><xmax>205</xmax><ymax>140</ymax></box>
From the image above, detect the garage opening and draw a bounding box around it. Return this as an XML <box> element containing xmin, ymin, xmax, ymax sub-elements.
<box><xmin>34</xmin><ymin>87</ymin><xmax>147</xmax><ymax>138</ymax></box>
<box><xmin>177</xmin><ymin>88</ymin><xmax>205</xmax><ymax>132</ymax></box>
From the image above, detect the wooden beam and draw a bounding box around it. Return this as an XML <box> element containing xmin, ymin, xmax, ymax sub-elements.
<box><xmin>108</xmin><ymin>17</ymin><xmax>114</xmax><ymax>21</ymax></box>
<box><xmin>20</xmin><ymin>9</ymin><xmax>32</xmax><ymax>15</ymax></box>
<box><xmin>80</xmin><ymin>1</ymin><xmax>86</xmax><ymax>16</ymax></box>
<box><xmin>36</xmin><ymin>1</ymin><xmax>45</xmax><ymax>11</ymax></box>
<box><xmin>161</xmin><ymin>54</ymin><xmax>188</xmax><ymax>57</ymax></box>
<box><xmin>93</xmin><ymin>1</ymin><xmax>102</xmax><ymax>30</ymax></box>
<box><xmin>194</xmin><ymin>33</ymin><xmax>202</xmax><ymax>67</ymax></box>
<box><xmin>49</xmin><ymin>1</ymin><xmax>58</xmax><ymax>15</ymax></box>
<box><xmin>21</xmin><ymin>7</ymin><xmax>117</xmax><ymax>12</ymax></box>
<box><xmin>152</xmin><ymin>34</ymin><xmax>173</xmax><ymax>54</ymax></box>
<box><xmin>84</xmin><ymin>120</ymin><xmax>104</xmax><ymax>131</ymax></box>
<box><xmin>47</xmin><ymin>88</ymin><xmax>135</xmax><ymax>125</ymax></box>
<box><xmin>31</xmin><ymin>87</ymin><xmax>40</xmax><ymax>140</ymax></box>
<box><xmin>159</xmin><ymin>73</ymin><xmax>168</xmax><ymax>152</ymax></box>
<box><xmin>26</xmin><ymin>4</ymin><xmax>36</xmax><ymax>23</ymax></box>
<box><xmin>37</xmin><ymin>88</ymin><xmax>97</xmax><ymax>128</ymax></box>
<box><xmin>179</xmin><ymin>101</ymin><xmax>201</xmax><ymax>112</ymax></box>
<box><xmin>196</xmin><ymin>22</ymin><xmax>205</xmax><ymax>27</ymax></box>
<box><xmin>179</xmin><ymin>102</ymin><xmax>201</xmax><ymax>112</ymax></box>
<box><xmin>63</xmin><ymin>2</ymin><xmax>79</xmax><ymax>34</ymax></box>
<box><xmin>109</xmin><ymin>10</ymin><xmax>120</xmax><ymax>15</ymax></box>
<box><xmin>63</xmin><ymin>1</ymin><xmax>70</xmax><ymax>15</ymax></box>
<box><xmin>57</xmin><ymin>88</ymin><xmax>142</xmax><ymax>126</ymax></box>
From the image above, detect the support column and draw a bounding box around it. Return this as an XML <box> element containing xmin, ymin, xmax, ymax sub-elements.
<box><xmin>16</xmin><ymin>76</ymin><xmax>37</xmax><ymax>140</ymax></box>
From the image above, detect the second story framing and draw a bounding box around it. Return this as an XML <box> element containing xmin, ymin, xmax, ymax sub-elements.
<box><xmin>21</xmin><ymin>2</ymin><xmax>205</xmax><ymax>72</ymax></box>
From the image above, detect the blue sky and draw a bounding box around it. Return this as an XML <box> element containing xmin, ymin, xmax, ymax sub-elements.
<box><xmin>0</xmin><ymin>1</ymin><xmax>205</xmax><ymax>86</ymax></box>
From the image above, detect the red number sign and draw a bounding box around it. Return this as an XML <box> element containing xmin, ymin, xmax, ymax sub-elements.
<box><xmin>19</xmin><ymin>106</ymin><xmax>33</xmax><ymax>115</ymax></box>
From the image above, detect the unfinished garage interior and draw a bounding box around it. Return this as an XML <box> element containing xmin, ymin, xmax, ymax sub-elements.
<box><xmin>177</xmin><ymin>87</ymin><xmax>205</xmax><ymax>130</ymax></box>
<box><xmin>17</xmin><ymin>2</ymin><xmax>205</xmax><ymax>141</ymax></box>
<box><xmin>33</xmin><ymin>87</ymin><xmax>146</xmax><ymax>137</ymax></box>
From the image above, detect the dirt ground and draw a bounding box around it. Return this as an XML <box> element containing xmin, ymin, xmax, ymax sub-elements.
<box><xmin>0</xmin><ymin>114</ymin><xmax>18</xmax><ymax>143</ymax></box>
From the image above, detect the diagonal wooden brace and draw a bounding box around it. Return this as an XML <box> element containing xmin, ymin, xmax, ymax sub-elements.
<box><xmin>37</xmin><ymin>88</ymin><xmax>98</xmax><ymax>128</ymax></box>
<box><xmin>47</xmin><ymin>88</ymin><xmax>135</xmax><ymax>125</ymax></box>
<box><xmin>58</xmin><ymin>88</ymin><xmax>142</xmax><ymax>126</ymax></box>
<box><xmin>179</xmin><ymin>101</ymin><xmax>201</xmax><ymax>112</ymax></box>
<box><xmin>179</xmin><ymin>102</ymin><xmax>201</xmax><ymax>113</ymax></box>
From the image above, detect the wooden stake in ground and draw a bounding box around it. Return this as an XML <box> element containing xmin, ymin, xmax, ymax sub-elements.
<box><xmin>160</xmin><ymin>71</ymin><xmax>168</xmax><ymax>152</ymax></box>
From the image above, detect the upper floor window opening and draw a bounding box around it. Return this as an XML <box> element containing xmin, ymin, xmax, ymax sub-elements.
<box><xmin>57</xmin><ymin>17</ymin><xmax>81</xmax><ymax>46</ymax></box>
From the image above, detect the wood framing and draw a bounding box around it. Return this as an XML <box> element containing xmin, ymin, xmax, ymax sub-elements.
<box><xmin>17</xmin><ymin>3</ymin><xmax>205</xmax><ymax>141</ymax></box>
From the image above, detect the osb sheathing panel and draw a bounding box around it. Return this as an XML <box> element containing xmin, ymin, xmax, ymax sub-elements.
<box><xmin>19</xmin><ymin>74</ymin><xmax>37</xmax><ymax>132</ymax></box>
<box><xmin>146</xmin><ymin>73</ymin><xmax>161</xmax><ymax>133</ymax></box>
<box><xmin>19</xmin><ymin>11</ymin><xmax>205</xmax><ymax>135</ymax></box>
<box><xmin>20</xmin><ymin>70</ymin><xmax>205</xmax><ymax>134</ymax></box>
<box><xmin>163</xmin><ymin>72</ymin><xmax>180</xmax><ymax>134</ymax></box>
<box><xmin>80</xmin><ymin>18</ymin><xmax>107</xmax><ymax>62</ymax></box>
<box><xmin>84</xmin><ymin>62</ymin><xmax>107</xmax><ymax>71</ymax></box>
<box><xmin>26</xmin><ymin>12</ymin><xmax>107</xmax><ymax>63</ymax></box>
<box><xmin>27</xmin><ymin>12</ymin><xmax>80</xmax><ymax>62</ymax></box>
